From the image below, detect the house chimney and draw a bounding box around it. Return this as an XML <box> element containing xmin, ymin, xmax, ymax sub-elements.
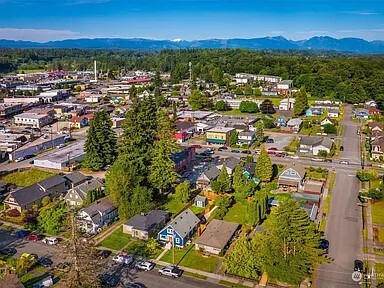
<box><xmin>140</xmin><ymin>212</ymin><xmax>146</xmax><ymax>216</ymax></box>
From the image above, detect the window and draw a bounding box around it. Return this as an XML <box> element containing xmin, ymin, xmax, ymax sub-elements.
<box><xmin>70</xmin><ymin>194</ymin><xmax>73</xmax><ymax>198</ymax></box>
<box><xmin>75</xmin><ymin>195</ymin><xmax>78</xmax><ymax>199</ymax></box>
<box><xmin>167</xmin><ymin>228</ymin><xmax>173</xmax><ymax>234</ymax></box>
<box><xmin>159</xmin><ymin>234</ymin><xmax>167</xmax><ymax>241</ymax></box>
<box><xmin>175</xmin><ymin>238</ymin><xmax>180</xmax><ymax>244</ymax></box>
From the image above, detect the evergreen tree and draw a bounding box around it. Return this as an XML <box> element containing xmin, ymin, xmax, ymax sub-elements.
<box><xmin>247</xmin><ymin>192</ymin><xmax>268</xmax><ymax>226</ymax></box>
<box><xmin>83</xmin><ymin>110</ymin><xmax>117</xmax><ymax>171</ymax></box>
<box><xmin>256</xmin><ymin>200</ymin><xmax>328</xmax><ymax>284</ymax></box>
<box><xmin>175</xmin><ymin>181</ymin><xmax>190</xmax><ymax>203</ymax></box>
<box><xmin>172</xmin><ymin>102</ymin><xmax>178</xmax><ymax>122</ymax></box>
<box><xmin>129</xmin><ymin>84</ymin><xmax>137</xmax><ymax>101</ymax></box>
<box><xmin>293</xmin><ymin>87</ymin><xmax>309</xmax><ymax>116</ymax></box>
<box><xmin>232</xmin><ymin>162</ymin><xmax>245</xmax><ymax>193</ymax></box>
<box><xmin>211</xmin><ymin>164</ymin><xmax>231</xmax><ymax>194</ymax></box>
<box><xmin>259</xmin><ymin>99</ymin><xmax>276</xmax><ymax>114</ymax></box>
<box><xmin>255</xmin><ymin>147</ymin><xmax>272</xmax><ymax>182</ymax></box>
<box><xmin>229</xmin><ymin>131</ymin><xmax>238</xmax><ymax>146</ymax></box>
<box><xmin>149</xmin><ymin>110</ymin><xmax>180</xmax><ymax>193</ymax></box>
<box><xmin>188</xmin><ymin>89</ymin><xmax>210</xmax><ymax>110</ymax></box>
<box><xmin>215</xmin><ymin>100</ymin><xmax>228</xmax><ymax>111</ymax></box>
<box><xmin>153</xmin><ymin>70</ymin><xmax>162</xmax><ymax>88</ymax></box>
<box><xmin>255</xmin><ymin>126</ymin><xmax>264</xmax><ymax>142</ymax></box>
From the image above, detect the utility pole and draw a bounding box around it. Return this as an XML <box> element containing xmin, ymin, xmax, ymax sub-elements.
<box><xmin>172</xmin><ymin>230</ymin><xmax>175</xmax><ymax>266</ymax></box>
<box><xmin>50</xmin><ymin>127</ymin><xmax>54</xmax><ymax>148</ymax></box>
<box><xmin>67</xmin><ymin>152</ymin><xmax>71</xmax><ymax>172</ymax></box>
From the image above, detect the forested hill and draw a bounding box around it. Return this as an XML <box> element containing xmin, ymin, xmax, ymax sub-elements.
<box><xmin>1</xmin><ymin>49</ymin><xmax>384</xmax><ymax>104</ymax></box>
<box><xmin>1</xmin><ymin>36</ymin><xmax>384</xmax><ymax>53</ymax></box>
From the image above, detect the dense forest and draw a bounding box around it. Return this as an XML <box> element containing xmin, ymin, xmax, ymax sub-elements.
<box><xmin>1</xmin><ymin>48</ymin><xmax>384</xmax><ymax>103</ymax></box>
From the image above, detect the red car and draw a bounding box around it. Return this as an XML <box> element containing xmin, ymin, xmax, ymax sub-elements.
<box><xmin>191</xmin><ymin>144</ymin><xmax>202</xmax><ymax>149</ymax></box>
<box><xmin>26</xmin><ymin>233</ymin><xmax>42</xmax><ymax>241</ymax></box>
<box><xmin>275</xmin><ymin>153</ymin><xmax>285</xmax><ymax>157</ymax></box>
<box><xmin>268</xmin><ymin>147</ymin><xmax>278</xmax><ymax>151</ymax></box>
<box><xmin>267</xmin><ymin>150</ymin><xmax>276</xmax><ymax>155</ymax></box>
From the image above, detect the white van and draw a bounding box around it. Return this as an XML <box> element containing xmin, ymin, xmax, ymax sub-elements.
<box><xmin>42</xmin><ymin>237</ymin><xmax>58</xmax><ymax>245</ymax></box>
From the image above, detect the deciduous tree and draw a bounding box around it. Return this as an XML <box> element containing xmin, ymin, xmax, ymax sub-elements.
<box><xmin>293</xmin><ymin>87</ymin><xmax>309</xmax><ymax>116</ymax></box>
<box><xmin>255</xmin><ymin>147</ymin><xmax>272</xmax><ymax>182</ymax></box>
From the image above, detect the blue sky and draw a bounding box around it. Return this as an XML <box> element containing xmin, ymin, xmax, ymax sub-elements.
<box><xmin>0</xmin><ymin>0</ymin><xmax>383</xmax><ymax>42</ymax></box>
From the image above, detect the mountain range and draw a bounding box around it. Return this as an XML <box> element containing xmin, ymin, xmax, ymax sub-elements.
<box><xmin>0</xmin><ymin>36</ymin><xmax>384</xmax><ymax>53</ymax></box>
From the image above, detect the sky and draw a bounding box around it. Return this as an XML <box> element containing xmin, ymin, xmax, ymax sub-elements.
<box><xmin>0</xmin><ymin>0</ymin><xmax>383</xmax><ymax>42</ymax></box>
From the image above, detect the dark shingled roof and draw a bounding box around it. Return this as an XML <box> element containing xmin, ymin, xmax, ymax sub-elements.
<box><xmin>124</xmin><ymin>210</ymin><xmax>169</xmax><ymax>231</ymax></box>
<box><xmin>64</xmin><ymin>172</ymin><xmax>89</xmax><ymax>186</ymax></box>
<box><xmin>195</xmin><ymin>219</ymin><xmax>238</xmax><ymax>250</ymax></box>
<box><xmin>203</xmin><ymin>166</ymin><xmax>220</xmax><ymax>181</ymax></box>
<box><xmin>37</xmin><ymin>175</ymin><xmax>66</xmax><ymax>190</ymax></box>
<box><xmin>9</xmin><ymin>184</ymin><xmax>47</xmax><ymax>206</ymax></box>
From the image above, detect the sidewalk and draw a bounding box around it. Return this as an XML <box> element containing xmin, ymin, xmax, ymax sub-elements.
<box><xmin>366</xmin><ymin>200</ymin><xmax>377</xmax><ymax>287</ymax></box>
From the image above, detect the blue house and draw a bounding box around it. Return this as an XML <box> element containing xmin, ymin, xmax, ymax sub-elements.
<box><xmin>157</xmin><ymin>208</ymin><xmax>200</xmax><ymax>248</ymax></box>
<box><xmin>354</xmin><ymin>109</ymin><xmax>369</xmax><ymax>119</ymax></box>
<box><xmin>194</xmin><ymin>195</ymin><xmax>207</xmax><ymax>208</ymax></box>
<box><xmin>274</xmin><ymin>115</ymin><xmax>288</xmax><ymax>127</ymax></box>
<box><xmin>305</xmin><ymin>108</ymin><xmax>323</xmax><ymax>117</ymax></box>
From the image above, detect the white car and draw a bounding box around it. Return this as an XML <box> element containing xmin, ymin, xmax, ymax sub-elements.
<box><xmin>158</xmin><ymin>266</ymin><xmax>183</xmax><ymax>278</ymax></box>
<box><xmin>42</xmin><ymin>237</ymin><xmax>58</xmax><ymax>245</ymax></box>
<box><xmin>378</xmin><ymin>164</ymin><xmax>384</xmax><ymax>168</ymax></box>
<box><xmin>291</xmin><ymin>155</ymin><xmax>299</xmax><ymax>159</ymax></box>
<box><xmin>135</xmin><ymin>261</ymin><xmax>155</xmax><ymax>271</ymax></box>
<box><xmin>112</xmin><ymin>254</ymin><xmax>133</xmax><ymax>265</ymax></box>
<box><xmin>311</xmin><ymin>157</ymin><xmax>324</xmax><ymax>162</ymax></box>
<box><xmin>56</xmin><ymin>144</ymin><xmax>65</xmax><ymax>149</ymax></box>
<box><xmin>15</xmin><ymin>157</ymin><xmax>25</xmax><ymax>162</ymax></box>
<box><xmin>339</xmin><ymin>160</ymin><xmax>349</xmax><ymax>165</ymax></box>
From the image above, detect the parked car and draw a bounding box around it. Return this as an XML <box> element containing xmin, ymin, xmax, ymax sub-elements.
<box><xmin>268</xmin><ymin>147</ymin><xmax>278</xmax><ymax>151</ymax></box>
<box><xmin>267</xmin><ymin>150</ymin><xmax>276</xmax><ymax>155</ymax></box>
<box><xmin>56</xmin><ymin>144</ymin><xmax>65</xmax><ymax>149</ymax></box>
<box><xmin>241</xmin><ymin>150</ymin><xmax>251</xmax><ymax>154</ymax></box>
<box><xmin>218</xmin><ymin>146</ymin><xmax>228</xmax><ymax>151</ymax></box>
<box><xmin>97</xmin><ymin>249</ymin><xmax>112</xmax><ymax>259</ymax></box>
<box><xmin>112</xmin><ymin>253</ymin><xmax>133</xmax><ymax>265</ymax></box>
<box><xmin>339</xmin><ymin>160</ymin><xmax>349</xmax><ymax>165</ymax></box>
<box><xmin>191</xmin><ymin>144</ymin><xmax>201</xmax><ymax>149</ymax></box>
<box><xmin>231</xmin><ymin>150</ymin><xmax>240</xmax><ymax>153</ymax></box>
<box><xmin>275</xmin><ymin>153</ymin><xmax>285</xmax><ymax>157</ymax></box>
<box><xmin>135</xmin><ymin>261</ymin><xmax>155</xmax><ymax>271</ymax></box>
<box><xmin>15</xmin><ymin>157</ymin><xmax>25</xmax><ymax>162</ymax></box>
<box><xmin>100</xmin><ymin>273</ymin><xmax>119</xmax><ymax>287</ymax></box>
<box><xmin>42</xmin><ymin>237</ymin><xmax>58</xmax><ymax>245</ymax></box>
<box><xmin>204</xmin><ymin>149</ymin><xmax>214</xmax><ymax>155</ymax></box>
<box><xmin>24</xmin><ymin>154</ymin><xmax>35</xmax><ymax>159</ymax></box>
<box><xmin>158</xmin><ymin>266</ymin><xmax>183</xmax><ymax>278</ymax></box>
<box><xmin>11</xmin><ymin>229</ymin><xmax>29</xmax><ymax>238</ymax></box>
<box><xmin>354</xmin><ymin>260</ymin><xmax>363</xmax><ymax>272</ymax></box>
<box><xmin>0</xmin><ymin>248</ymin><xmax>16</xmax><ymax>257</ymax></box>
<box><xmin>39</xmin><ymin>257</ymin><xmax>53</xmax><ymax>268</ymax></box>
<box><xmin>26</xmin><ymin>233</ymin><xmax>42</xmax><ymax>241</ymax></box>
<box><xmin>311</xmin><ymin>158</ymin><xmax>324</xmax><ymax>162</ymax></box>
<box><xmin>319</xmin><ymin>239</ymin><xmax>329</xmax><ymax>254</ymax></box>
<box><xmin>291</xmin><ymin>155</ymin><xmax>299</xmax><ymax>159</ymax></box>
<box><xmin>265</xmin><ymin>138</ymin><xmax>274</xmax><ymax>143</ymax></box>
<box><xmin>340</xmin><ymin>146</ymin><xmax>344</xmax><ymax>151</ymax></box>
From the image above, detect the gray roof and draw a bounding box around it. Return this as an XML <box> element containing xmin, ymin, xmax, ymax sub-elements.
<box><xmin>300</xmin><ymin>136</ymin><xmax>334</xmax><ymax>149</ymax></box>
<box><xmin>320</xmin><ymin>138</ymin><xmax>334</xmax><ymax>149</ymax></box>
<box><xmin>125</xmin><ymin>210</ymin><xmax>169</xmax><ymax>231</ymax></box>
<box><xmin>37</xmin><ymin>175</ymin><xmax>66</xmax><ymax>190</ymax></box>
<box><xmin>195</xmin><ymin>195</ymin><xmax>207</xmax><ymax>202</ymax></box>
<box><xmin>8</xmin><ymin>184</ymin><xmax>47</xmax><ymax>206</ymax></box>
<box><xmin>239</xmin><ymin>131</ymin><xmax>255</xmax><ymax>137</ymax></box>
<box><xmin>282</xmin><ymin>162</ymin><xmax>306</xmax><ymax>179</ymax></box>
<box><xmin>73</xmin><ymin>178</ymin><xmax>104</xmax><ymax>200</ymax></box>
<box><xmin>82</xmin><ymin>197</ymin><xmax>115</xmax><ymax>220</ymax></box>
<box><xmin>291</xmin><ymin>192</ymin><xmax>320</xmax><ymax>203</ymax></box>
<box><xmin>204</xmin><ymin>166</ymin><xmax>220</xmax><ymax>181</ymax></box>
<box><xmin>169</xmin><ymin>208</ymin><xmax>200</xmax><ymax>238</ymax></box>
<box><xmin>287</xmin><ymin>118</ymin><xmax>303</xmax><ymax>126</ymax></box>
<box><xmin>64</xmin><ymin>172</ymin><xmax>89</xmax><ymax>186</ymax></box>
<box><xmin>244</xmin><ymin>162</ymin><xmax>256</xmax><ymax>176</ymax></box>
<box><xmin>195</xmin><ymin>219</ymin><xmax>238</xmax><ymax>250</ymax></box>
<box><xmin>218</xmin><ymin>157</ymin><xmax>241</xmax><ymax>170</ymax></box>
<box><xmin>304</xmin><ymin>180</ymin><xmax>324</xmax><ymax>194</ymax></box>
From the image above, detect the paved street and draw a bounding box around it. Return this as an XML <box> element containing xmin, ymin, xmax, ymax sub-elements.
<box><xmin>315</xmin><ymin>105</ymin><xmax>363</xmax><ymax>288</ymax></box>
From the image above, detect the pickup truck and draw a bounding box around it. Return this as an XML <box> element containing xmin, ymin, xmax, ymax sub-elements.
<box><xmin>158</xmin><ymin>266</ymin><xmax>183</xmax><ymax>278</ymax></box>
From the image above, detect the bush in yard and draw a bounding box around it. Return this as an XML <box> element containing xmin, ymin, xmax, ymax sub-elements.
<box><xmin>317</xmin><ymin>150</ymin><xmax>328</xmax><ymax>158</ymax></box>
<box><xmin>215</xmin><ymin>100</ymin><xmax>229</xmax><ymax>111</ymax></box>
<box><xmin>41</xmin><ymin>196</ymin><xmax>51</xmax><ymax>207</ymax></box>
<box><xmin>37</xmin><ymin>202</ymin><xmax>68</xmax><ymax>235</ymax></box>
<box><xmin>356</xmin><ymin>169</ymin><xmax>377</xmax><ymax>182</ymax></box>
<box><xmin>214</xmin><ymin>195</ymin><xmax>233</xmax><ymax>220</ymax></box>
<box><xmin>323</xmin><ymin>123</ymin><xmax>337</xmax><ymax>134</ymax></box>
<box><xmin>22</xmin><ymin>210</ymin><xmax>39</xmax><ymax>230</ymax></box>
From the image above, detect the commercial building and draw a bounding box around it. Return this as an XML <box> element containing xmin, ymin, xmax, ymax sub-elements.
<box><xmin>206</xmin><ymin>127</ymin><xmax>235</xmax><ymax>145</ymax></box>
<box><xmin>0</xmin><ymin>103</ymin><xmax>23</xmax><ymax>119</ymax></box>
<box><xmin>14</xmin><ymin>113</ymin><xmax>52</xmax><ymax>128</ymax></box>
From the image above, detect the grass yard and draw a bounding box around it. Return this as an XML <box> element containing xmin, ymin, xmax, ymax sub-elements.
<box><xmin>2</xmin><ymin>168</ymin><xmax>55</xmax><ymax>187</ymax></box>
<box><xmin>269</xmin><ymin>193</ymin><xmax>291</xmax><ymax>202</ymax></box>
<box><xmin>219</xmin><ymin>280</ymin><xmax>250</xmax><ymax>288</ymax></box>
<box><xmin>376</xmin><ymin>262</ymin><xmax>384</xmax><ymax>286</ymax></box>
<box><xmin>160</xmin><ymin>244</ymin><xmax>219</xmax><ymax>273</ymax></box>
<box><xmin>223</xmin><ymin>201</ymin><xmax>247</xmax><ymax>225</ymax></box>
<box><xmin>307</xmin><ymin>167</ymin><xmax>328</xmax><ymax>181</ymax></box>
<box><xmin>299</xmin><ymin>125</ymin><xmax>322</xmax><ymax>135</ymax></box>
<box><xmin>329</xmin><ymin>172</ymin><xmax>336</xmax><ymax>191</ymax></box>
<box><xmin>372</xmin><ymin>201</ymin><xmax>384</xmax><ymax>225</ymax></box>
<box><xmin>99</xmin><ymin>226</ymin><xmax>132</xmax><ymax>251</ymax></box>
<box><xmin>220</xmin><ymin>110</ymin><xmax>256</xmax><ymax>116</ymax></box>
<box><xmin>123</xmin><ymin>239</ymin><xmax>162</xmax><ymax>259</ymax></box>
<box><xmin>165</xmin><ymin>196</ymin><xmax>188</xmax><ymax>215</ymax></box>
<box><xmin>284</xmin><ymin>138</ymin><xmax>300</xmax><ymax>153</ymax></box>
<box><xmin>189</xmin><ymin>205</ymin><xmax>206</xmax><ymax>215</ymax></box>
<box><xmin>377</xmin><ymin>227</ymin><xmax>384</xmax><ymax>244</ymax></box>
<box><xmin>319</xmin><ymin>194</ymin><xmax>331</xmax><ymax>232</ymax></box>
<box><xmin>370</xmin><ymin>178</ymin><xmax>382</xmax><ymax>189</ymax></box>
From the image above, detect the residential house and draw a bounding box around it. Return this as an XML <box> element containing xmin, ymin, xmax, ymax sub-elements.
<box><xmin>371</xmin><ymin>137</ymin><xmax>384</xmax><ymax>160</ymax></box>
<box><xmin>305</xmin><ymin>107</ymin><xmax>323</xmax><ymax>117</ymax></box>
<box><xmin>194</xmin><ymin>219</ymin><xmax>239</xmax><ymax>255</ymax></box>
<box><xmin>278</xmin><ymin>163</ymin><xmax>306</xmax><ymax>190</ymax></box>
<box><xmin>243</xmin><ymin>162</ymin><xmax>256</xmax><ymax>178</ymax></box>
<box><xmin>369</xmin><ymin>108</ymin><xmax>381</xmax><ymax>116</ymax></box>
<box><xmin>285</xmin><ymin>118</ymin><xmax>303</xmax><ymax>133</ymax></box>
<box><xmin>123</xmin><ymin>210</ymin><xmax>170</xmax><ymax>240</ymax></box>
<box><xmin>274</xmin><ymin>115</ymin><xmax>287</xmax><ymax>127</ymax></box>
<box><xmin>303</xmin><ymin>180</ymin><xmax>324</xmax><ymax>195</ymax></box>
<box><xmin>328</xmin><ymin>109</ymin><xmax>339</xmax><ymax>118</ymax></box>
<box><xmin>206</xmin><ymin>127</ymin><xmax>236</xmax><ymax>145</ymax></box>
<box><xmin>300</xmin><ymin>203</ymin><xmax>319</xmax><ymax>221</ymax></box>
<box><xmin>299</xmin><ymin>136</ymin><xmax>334</xmax><ymax>155</ymax></box>
<box><xmin>174</xmin><ymin>121</ymin><xmax>196</xmax><ymax>143</ymax></box>
<box><xmin>76</xmin><ymin>197</ymin><xmax>118</xmax><ymax>234</ymax></box>
<box><xmin>367</xmin><ymin>122</ymin><xmax>384</xmax><ymax>133</ymax></box>
<box><xmin>64</xmin><ymin>178</ymin><xmax>104</xmax><ymax>206</ymax></box>
<box><xmin>320</xmin><ymin>118</ymin><xmax>334</xmax><ymax>126</ymax></box>
<box><xmin>4</xmin><ymin>175</ymin><xmax>66</xmax><ymax>212</ymax></box>
<box><xmin>277</xmin><ymin>80</ymin><xmax>293</xmax><ymax>95</ymax></box>
<box><xmin>171</xmin><ymin>147</ymin><xmax>195</xmax><ymax>172</ymax></box>
<box><xmin>279</xmin><ymin>98</ymin><xmax>295</xmax><ymax>111</ymax></box>
<box><xmin>216</xmin><ymin>157</ymin><xmax>241</xmax><ymax>175</ymax></box>
<box><xmin>194</xmin><ymin>195</ymin><xmax>207</xmax><ymax>208</ymax></box>
<box><xmin>292</xmin><ymin>192</ymin><xmax>320</xmax><ymax>205</ymax></box>
<box><xmin>69</xmin><ymin>113</ymin><xmax>94</xmax><ymax>129</ymax></box>
<box><xmin>197</xmin><ymin>166</ymin><xmax>220</xmax><ymax>189</ymax></box>
<box><xmin>237</xmin><ymin>131</ymin><xmax>256</xmax><ymax>146</ymax></box>
<box><xmin>354</xmin><ymin>109</ymin><xmax>369</xmax><ymax>119</ymax></box>
<box><xmin>64</xmin><ymin>171</ymin><xmax>89</xmax><ymax>189</ymax></box>
<box><xmin>157</xmin><ymin>208</ymin><xmax>200</xmax><ymax>248</ymax></box>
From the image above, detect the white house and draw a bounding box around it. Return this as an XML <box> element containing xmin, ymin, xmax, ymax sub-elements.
<box><xmin>320</xmin><ymin>118</ymin><xmax>333</xmax><ymax>126</ymax></box>
<box><xmin>299</xmin><ymin>136</ymin><xmax>334</xmax><ymax>155</ymax></box>
<box><xmin>328</xmin><ymin>109</ymin><xmax>339</xmax><ymax>118</ymax></box>
<box><xmin>238</xmin><ymin>131</ymin><xmax>256</xmax><ymax>146</ymax></box>
<box><xmin>279</xmin><ymin>98</ymin><xmax>295</xmax><ymax>111</ymax></box>
<box><xmin>196</xmin><ymin>123</ymin><xmax>212</xmax><ymax>133</ymax></box>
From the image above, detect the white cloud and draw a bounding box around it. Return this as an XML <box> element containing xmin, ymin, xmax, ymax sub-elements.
<box><xmin>0</xmin><ymin>28</ymin><xmax>83</xmax><ymax>42</ymax></box>
<box><xmin>63</xmin><ymin>0</ymin><xmax>111</xmax><ymax>5</ymax></box>
<box><xmin>342</xmin><ymin>11</ymin><xmax>381</xmax><ymax>16</ymax></box>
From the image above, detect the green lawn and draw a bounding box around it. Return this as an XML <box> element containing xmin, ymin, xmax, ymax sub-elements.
<box><xmin>189</xmin><ymin>205</ymin><xmax>206</xmax><ymax>215</ymax></box>
<box><xmin>376</xmin><ymin>262</ymin><xmax>384</xmax><ymax>285</ymax></box>
<box><xmin>219</xmin><ymin>280</ymin><xmax>250</xmax><ymax>288</ymax></box>
<box><xmin>306</xmin><ymin>168</ymin><xmax>328</xmax><ymax>181</ymax></box>
<box><xmin>2</xmin><ymin>169</ymin><xmax>55</xmax><ymax>187</ymax></box>
<box><xmin>165</xmin><ymin>196</ymin><xmax>188</xmax><ymax>215</ymax></box>
<box><xmin>223</xmin><ymin>201</ymin><xmax>247</xmax><ymax>225</ymax></box>
<box><xmin>319</xmin><ymin>194</ymin><xmax>331</xmax><ymax>232</ymax></box>
<box><xmin>270</xmin><ymin>193</ymin><xmax>291</xmax><ymax>202</ymax></box>
<box><xmin>160</xmin><ymin>244</ymin><xmax>219</xmax><ymax>273</ymax></box>
<box><xmin>378</xmin><ymin>227</ymin><xmax>384</xmax><ymax>244</ymax></box>
<box><xmin>372</xmin><ymin>202</ymin><xmax>384</xmax><ymax>225</ymax></box>
<box><xmin>99</xmin><ymin>227</ymin><xmax>132</xmax><ymax>251</ymax></box>
<box><xmin>123</xmin><ymin>239</ymin><xmax>162</xmax><ymax>259</ymax></box>
<box><xmin>299</xmin><ymin>125</ymin><xmax>322</xmax><ymax>135</ymax></box>
<box><xmin>329</xmin><ymin>172</ymin><xmax>336</xmax><ymax>191</ymax></box>
<box><xmin>370</xmin><ymin>178</ymin><xmax>382</xmax><ymax>189</ymax></box>
<box><xmin>284</xmin><ymin>138</ymin><xmax>300</xmax><ymax>153</ymax></box>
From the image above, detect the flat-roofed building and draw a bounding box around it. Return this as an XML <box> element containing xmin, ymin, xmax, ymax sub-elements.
<box><xmin>206</xmin><ymin>126</ymin><xmax>235</xmax><ymax>145</ymax></box>
<box><xmin>0</xmin><ymin>103</ymin><xmax>23</xmax><ymax>119</ymax></box>
<box><xmin>14</xmin><ymin>113</ymin><xmax>52</xmax><ymax>128</ymax></box>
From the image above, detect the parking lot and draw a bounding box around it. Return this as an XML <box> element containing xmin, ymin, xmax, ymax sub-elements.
<box><xmin>264</xmin><ymin>132</ymin><xmax>295</xmax><ymax>151</ymax></box>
